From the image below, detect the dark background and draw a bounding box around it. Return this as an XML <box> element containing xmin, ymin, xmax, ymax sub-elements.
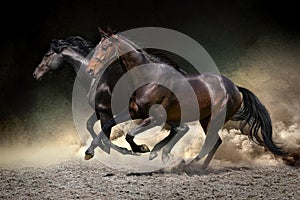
<box><xmin>0</xmin><ymin>0</ymin><xmax>299</xmax><ymax>143</ymax></box>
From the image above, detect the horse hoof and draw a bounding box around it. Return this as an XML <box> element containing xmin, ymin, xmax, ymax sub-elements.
<box><xmin>140</xmin><ymin>144</ymin><xmax>150</xmax><ymax>153</ymax></box>
<box><xmin>149</xmin><ymin>152</ymin><xmax>158</xmax><ymax>160</ymax></box>
<box><xmin>84</xmin><ymin>153</ymin><xmax>94</xmax><ymax>160</ymax></box>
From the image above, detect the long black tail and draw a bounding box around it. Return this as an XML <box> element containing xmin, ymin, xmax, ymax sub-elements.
<box><xmin>232</xmin><ymin>86</ymin><xmax>287</xmax><ymax>156</ymax></box>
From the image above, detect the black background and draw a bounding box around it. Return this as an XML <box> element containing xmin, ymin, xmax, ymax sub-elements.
<box><xmin>0</xmin><ymin>0</ymin><xmax>299</xmax><ymax>133</ymax></box>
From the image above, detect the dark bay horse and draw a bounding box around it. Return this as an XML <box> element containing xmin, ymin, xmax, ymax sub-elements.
<box><xmin>84</xmin><ymin>31</ymin><xmax>287</xmax><ymax>169</ymax></box>
<box><xmin>33</xmin><ymin>35</ymin><xmax>187</xmax><ymax>154</ymax></box>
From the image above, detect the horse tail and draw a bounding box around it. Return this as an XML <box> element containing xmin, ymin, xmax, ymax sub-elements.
<box><xmin>232</xmin><ymin>86</ymin><xmax>287</xmax><ymax>156</ymax></box>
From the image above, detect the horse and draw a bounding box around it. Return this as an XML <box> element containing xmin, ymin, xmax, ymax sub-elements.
<box><xmin>84</xmin><ymin>30</ymin><xmax>287</xmax><ymax>169</ymax></box>
<box><xmin>33</xmin><ymin>36</ymin><xmax>102</xmax><ymax>139</ymax></box>
<box><xmin>33</xmin><ymin>34</ymin><xmax>188</xmax><ymax>154</ymax></box>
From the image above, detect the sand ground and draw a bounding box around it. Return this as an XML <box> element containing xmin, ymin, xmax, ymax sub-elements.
<box><xmin>0</xmin><ymin>158</ymin><xmax>299</xmax><ymax>200</ymax></box>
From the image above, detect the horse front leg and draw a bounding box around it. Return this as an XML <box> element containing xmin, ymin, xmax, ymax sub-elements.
<box><xmin>84</xmin><ymin>110</ymin><xmax>137</xmax><ymax>160</ymax></box>
<box><xmin>125</xmin><ymin>117</ymin><xmax>157</xmax><ymax>153</ymax></box>
<box><xmin>125</xmin><ymin>104</ymin><xmax>170</xmax><ymax>153</ymax></box>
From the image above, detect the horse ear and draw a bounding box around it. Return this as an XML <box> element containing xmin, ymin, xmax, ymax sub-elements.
<box><xmin>50</xmin><ymin>38</ymin><xmax>58</xmax><ymax>48</ymax></box>
<box><xmin>107</xmin><ymin>26</ymin><xmax>114</xmax><ymax>36</ymax></box>
<box><xmin>98</xmin><ymin>27</ymin><xmax>108</xmax><ymax>38</ymax></box>
<box><xmin>51</xmin><ymin>38</ymin><xmax>58</xmax><ymax>44</ymax></box>
<box><xmin>50</xmin><ymin>38</ymin><xmax>62</xmax><ymax>53</ymax></box>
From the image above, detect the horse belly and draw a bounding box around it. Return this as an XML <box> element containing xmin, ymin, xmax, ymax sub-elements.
<box><xmin>166</xmin><ymin>103</ymin><xmax>211</xmax><ymax>122</ymax></box>
<box><xmin>165</xmin><ymin>79</ymin><xmax>212</xmax><ymax>122</ymax></box>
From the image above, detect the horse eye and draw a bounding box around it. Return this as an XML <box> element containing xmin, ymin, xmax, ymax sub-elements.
<box><xmin>102</xmin><ymin>45</ymin><xmax>108</xmax><ymax>50</ymax></box>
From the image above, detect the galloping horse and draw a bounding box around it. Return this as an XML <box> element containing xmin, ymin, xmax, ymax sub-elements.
<box><xmin>33</xmin><ymin>36</ymin><xmax>101</xmax><ymax>138</ymax></box>
<box><xmin>84</xmin><ymin>31</ymin><xmax>287</xmax><ymax>169</ymax></box>
<box><xmin>33</xmin><ymin>35</ymin><xmax>187</xmax><ymax>153</ymax></box>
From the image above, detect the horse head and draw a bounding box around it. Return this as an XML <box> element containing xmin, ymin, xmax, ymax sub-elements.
<box><xmin>86</xmin><ymin>28</ymin><xmax>119</xmax><ymax>77</ymax></box>
<box><xmin>33</xmin><ymin>40</ymin><xmax>65</xmax><ymax>80</ymax></box>
<box><xmin>34</xmin><ymin>36</ymin><xmax>95</xmax><ymax>80</ymax></box>
<box><xmin>86</xmin><ymin>27</ymin><xmax>143</xmax><ymax>77</ymax></box>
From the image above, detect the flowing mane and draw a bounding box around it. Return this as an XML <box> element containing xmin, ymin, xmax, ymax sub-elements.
<box><xmin>144</xmin><ymin>48</ymin><xmax>187</xmax><ymax>75</ymax></box>
<box><xmin>119</xmin><ymin>35</ymin><xmax>187</xmax><ymax>74</ymax></box>
<box><xmin>51</xmin><ymin>36</ymin><xmax>95</xmax><ymax>56</ymax></box>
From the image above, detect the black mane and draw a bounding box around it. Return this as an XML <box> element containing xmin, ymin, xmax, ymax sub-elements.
<box><xmin>144</xmin><ymin>48</ymin><xmax>187</xmax><ymax>75</ymax></box>
<box><xmin>50</xmin><ymin>35</ymin><xmax>186</xmax><ymax>74</ymax></box>
<box><xmin>51</xmin><ymin>36</ymin><xmax>95</xmax><ymax>56</ymax></box>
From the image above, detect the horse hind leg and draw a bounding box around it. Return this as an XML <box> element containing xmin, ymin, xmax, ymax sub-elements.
<box><xmin>200</xmin><ymin>114</ymin><xmax>210</xmax><ymax>134</ymax></box>
<box><xmin>149</xmin><ymin>122</ymin><xmax>189</xmax><ymax>163</ymax></box>
<box><xmin>193</xmin><ymin>102</ymin><xmax>227</xmax><ymax>169</ymax></box>
<box><xmin>197</xmin><ymin>115</ymin><xmax>221</xmax><ymax>169</ymax></box>
<box><xmin>149</xmin><ymin>123</ymin><xmax>177</xmax><ymax>160</ymax></box>
<box><xmin>193</xmin><ymin>119</ymin><xmax>223</xmax><ymax>169</ymax></box>
<box><xmin>201</xmin><ymin>137</ymin><xmax>222</xmax><ymax>169</ymax></box>
<box><xmin>160</xmin><ymin>123</ymin><xmax>190</xmax><ymax>164</ymax></box>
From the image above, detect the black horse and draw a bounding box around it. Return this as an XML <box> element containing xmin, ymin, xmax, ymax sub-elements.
<box><xmin>33</xmin><ymin>36</ymin><xmax>101</xmax><ymax>139</ymax></box>
<box><xmin>85</xmin><ymin>31</ymin><xmax>287</xmax><ymax>169</ymax></box>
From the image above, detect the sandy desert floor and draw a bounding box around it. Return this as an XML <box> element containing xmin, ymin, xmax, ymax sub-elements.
<box><xmin>0</xmin><ymin>157</ymin><xmax>299</xmax><ymax>200</ymax></box>
<box><xmin>0</xmin><ymin>125</ymin><xmax>299</xmax><ymax>200</ymax></box>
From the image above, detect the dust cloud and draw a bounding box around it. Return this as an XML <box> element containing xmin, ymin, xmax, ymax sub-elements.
<box><xmin>0</xmin><ymin>128</ymin><xmax>82</xmax><ymax>167</ymax></box>
<box><xmin>220</xmin><ymin>30</ymin><xmax>300</xmax><ymax>166</ymax></box>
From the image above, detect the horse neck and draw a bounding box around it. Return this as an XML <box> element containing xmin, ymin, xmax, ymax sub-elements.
<box><xmin>60</xmin><ymin>48</ymin><xmax>89</xmax><ymax>73</ymax></box>
<box><xmin>118</xmin><ymin>36</ymin><xmax>150</xmax><ymax>71</ymax></box>
<box><xmin>60</xmin><ymin>47</ymin><xmax>93</xmax><ymax>92</ymax></box>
